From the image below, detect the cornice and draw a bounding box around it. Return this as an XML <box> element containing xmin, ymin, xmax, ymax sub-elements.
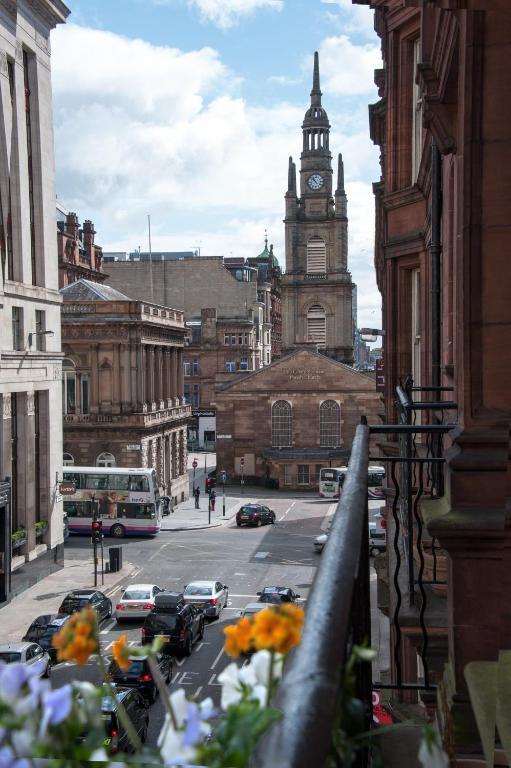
<box><xmin>21</xmin><ymin>0</ymin><xmax>69</xmax><ymax>28</ymax></box>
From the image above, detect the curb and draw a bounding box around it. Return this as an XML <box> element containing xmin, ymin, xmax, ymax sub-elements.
<box><xmin>160</xmin><ymin>522</ymin><xmax>224</xmax><ymax>532</ymax></box>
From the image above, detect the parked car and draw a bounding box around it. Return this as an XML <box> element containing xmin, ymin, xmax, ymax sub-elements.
<box><xmin>0</xmin><ymin>641</ymin><xmax>51</xmax><ymax>677</ymax></box>
<box><xmin>369</xmin><ymin>512</ymin><xmax>387</xmax><ymax>555</ymax></box>
<box><xmin>58</xmin><ymin>589</ymin><xmax>113</xmax><ymax>623</ymax></box>
<box><xmin>107</xmin><ymin>653</ymin><xmax>172</xmax><ymax>703</ymax></box>
<box><xmin>142</xmin><ymin>592</ymin><xmax>204</xmax><ymax>656</ymax></box>
<box><xmin>99</xmin><ymin>688</ymin><xmax>149</xmax><ymax>754</ymax></box>
<box><xmin>236</xmin><ymin>504</ymin><xmax>276</xmax><ymax>528</ymax></box>
<box><xmin>23</xmin><ymin>614</ymin><xmax>73</xmax><ymax>662</ymax></box>
<box><xmin>183</xmin><ymin>580</ymin><xmax>228</xmax><ymax>620</ymax></box>
<box><xmin>257</xmin><ymin>586</ymin><xmax>301</xmax><ymax>604</ymax></box>
<box><xmin>115</xmin><ymin>584</ymin><xmax>164</xmax><ymax>621</ymax></box>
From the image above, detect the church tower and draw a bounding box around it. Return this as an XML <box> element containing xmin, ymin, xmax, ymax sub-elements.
<box><xmin>281</xmin><ymin>52</ymin><xmax>354</xmax><ymax>363</ymax></box>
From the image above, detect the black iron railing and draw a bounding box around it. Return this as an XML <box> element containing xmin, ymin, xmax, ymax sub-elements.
<box><xmin>251</xmin><ymin>424</ymin><xmax>372</xmax><ymax>768</ymax></box>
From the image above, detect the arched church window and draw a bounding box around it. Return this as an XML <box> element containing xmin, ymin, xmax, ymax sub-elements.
<box><xmin>307</xmin><ymin>304</ymin><xmax>326</xmax><ymax>349</ymax></box>
<box><xmin>271</xmin><ymin>400</ymin><xmax>292</xmax><ymax>448</ymax></box>
<box><xmin>320</xmin><ymin>400</ymin><xmax>341</xmax><ymax>448</ymax></box>
<box><xmin>306</xmin><ymin>237</ymin><xmax>326</xmax><ymax>273</ymax></box>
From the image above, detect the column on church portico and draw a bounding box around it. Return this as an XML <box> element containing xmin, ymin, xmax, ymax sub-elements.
<box><xmin>171</xmin><ymin>348</ymin><xmax>179</xmax><ymax>405</ymax></box>
<box><xmin>176</xmin><ymin>349</ymin><xmax>184</xmax><ymax>403</ymax></box>
<box><xmin>164</xmin><ymin>348</ymin><xmax>172</xmax><ymax>408</ymax></box>
<box><xmin>137</xmin><ymin>345</ymin><xmax>146</xmax><ymax>411</ymax></box>
<box><xmin>157</xmin><ymin>347</ymin><xmax>164</xmax><ymax>410</ymax></box>
<box><xmin>147</xmin><ymin>346</ymin><xmax>155</xmax><ymax>410</ymax></box>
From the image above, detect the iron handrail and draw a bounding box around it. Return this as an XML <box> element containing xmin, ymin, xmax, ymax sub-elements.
<box><xmin>250</xmin><ymin>424</ymin><xmax>370</xmax><ymax>768</ymax></box>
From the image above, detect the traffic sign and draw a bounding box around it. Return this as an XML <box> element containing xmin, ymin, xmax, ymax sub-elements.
<box><xmin>240</xmin><ymin>457</ymin><xmax>245</xmax><ymax>466</ymax></box>
<box><xmin>220</xmin><ymin>471</ymin><xmax>227</xmax><ymax>483</ymax></box>
<box><xmin>192</xmin><ymin>460</ymin><xmax>198</xmax><ymax>469</ymax></box>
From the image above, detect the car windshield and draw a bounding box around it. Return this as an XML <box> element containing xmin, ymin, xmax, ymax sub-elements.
<box><xmin>110</xmin><ymin>660</ymin><xmax>146</xmax><ymax>676</ymax></box>
<box><xmin>0</xmin><ymin>652</ymin><xmax>21</xmax><ymax>663</ymax></box>
<box><xmin>150</xmin><ymin>616</ymin><xmax>179</xmax><ymax>629</ymax></box>
<box><xmin>64</xmin><ymin>597</ymin><xmax>90</xmax><ymax>608</ymax></box>
<box><xmin>259</xmin><ymin>593</ymin><xmax>284</xmax><ymax>604</ymax></box>
<box><xmin>241</xmin><ymin>506</ymin><xmax>259</xmax><ymax>514</ymax></box>
<box><xmin>122</xmin><ymin>590</ymin><xmax>151</xmax><ymax>601</ymax></box>
<box><xmin>184</xmin><ymin>585</ymin><xmax>212</xmax><ymax>596</ymax></box>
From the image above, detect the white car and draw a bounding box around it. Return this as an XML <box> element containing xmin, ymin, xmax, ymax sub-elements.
<box><xmin>182</xmin><ymin>580</ymin><xmax>229</xmax><ymax>620</ymax></box>
<box><xmin>369</xmin><ymin>512</ymin><xmax>387</xmax><ymax>555</ymax></box>
<box><xmin>115</xmin><ymin>583</ymin><xmax>164</xmax><ymax>620</ymax></box>
<box><xmin>0</xmin><ymin>642</ymin><xmax>51</xmax><ymax>678</ymax></box>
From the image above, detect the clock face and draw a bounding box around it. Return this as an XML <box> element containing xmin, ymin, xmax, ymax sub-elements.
<box><xmin>307</xmin><ymin>173</ymin><xmax>324</xmax><ymax>191</ymax></box>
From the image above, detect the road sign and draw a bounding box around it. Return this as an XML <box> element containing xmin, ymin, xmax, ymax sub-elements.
<box><xmin>192</xmin><ymin>460</ymin><xmax>198</xmax><ymax>469</ymax></box>
<box><xmin>240</xmin><ymin>457</ymin><xmax>245</xmax><ymax>466</ymax></box>
<box><xmin>220</xmin><ymin>471</ymin><xmax>227</xmax><ymax>483</ymax></box>
<box><xmin>59</xmin><ymin>482</ymin><xmax>76</xmax><ymax>495</ymax></box>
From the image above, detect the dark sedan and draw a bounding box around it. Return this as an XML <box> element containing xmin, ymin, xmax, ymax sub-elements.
<box><xmin>107</xmin><ymin>653</ymin><xmax>173</xmax><ymax>703</ymax></box>
<box><xmin>257</xmin><ymin>586</ymin><xmax>301</xmax><ymax>604</ymax></box>
<box><xmin>236</xmin><ymin>504</ymin><xmax>276</xmax><ymax>527</ymax></box>
<box><xmin>58</xmin><ymin>589</ymin><xmax>112</xmax><ymax>623</ymax></box>
<box><xmin>23</xmin><ymin>614</ymin><xmax>73</xmax><ymax>662</ymax></box>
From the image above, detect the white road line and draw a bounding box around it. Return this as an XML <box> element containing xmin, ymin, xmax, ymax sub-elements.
<box><xmin>227</xmin><ymin>594</ymin><xmax>258</xmax><ymax>598</ymax></box>
<box><xmin>279</xmin><ymin>501</ymin><xmax>296</xmax><ymax>522</ymax></box>
<box><xmin>195</xmin><ymin>685</ymin><xmax>203</xmax><ymax>698</ymax></box>
<box><xmin>210</xmin><ymin>646</ymin><xmax>225</xmax><ymax>671</ymax></box>
<box><xmin>100</xmin><ymin>619</ymin><xmax>116</xmax><ymax>634</ymax></box>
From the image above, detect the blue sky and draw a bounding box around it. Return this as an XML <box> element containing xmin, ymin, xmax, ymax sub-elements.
<box><xmin>51</xmin><ymin>0</ymin><xmax>382</xmax><ymax>326</ymax></box>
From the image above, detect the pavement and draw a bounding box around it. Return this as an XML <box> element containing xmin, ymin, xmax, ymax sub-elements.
<box><xmin>0</xmin><ymin>557</ymin><xmax>139</xmax><ymax>642</ymax></box>
<box><xmin>162</xmin><ymin>491</ymin><xmax>258</xmax><ymax>531</ymax></box>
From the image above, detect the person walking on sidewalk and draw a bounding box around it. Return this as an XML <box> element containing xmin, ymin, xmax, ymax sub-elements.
<box><xmin>194</xmin><ymin>486</ymin><xmax>200</xmax><ymax>509</ymax></box>
<box><xmin>210</xmin><ymin>490</ymin><xmax>216</xmax><ymax>512</ymax></box>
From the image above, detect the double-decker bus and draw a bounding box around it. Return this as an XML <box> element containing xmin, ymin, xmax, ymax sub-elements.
<box><xmin>319</xmin><ymin>466</ymin><xmax>385</xmax><ymax>500</ymax></box>
<box><xmin>62</xmin><ymin>467</ymin><xmax>162</xmax><ymax>538</ymax></box>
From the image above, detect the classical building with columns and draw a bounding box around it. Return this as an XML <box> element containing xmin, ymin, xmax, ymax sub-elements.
<box><xmin>60</xmin><ymin>279</ymin><xmax>190</xmax><ymax>505</ymax></box>
<box><xmin>0</xmin><ymin>0</ymin><xmax>70</xmax><ymax>602</ymax></box>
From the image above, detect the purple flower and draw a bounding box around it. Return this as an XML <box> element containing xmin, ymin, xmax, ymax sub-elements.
<box><xmin>39</xmin><ymin>685</ymin><xmax>72</xmax><ymax>735</ymax></box>
<box><xmin>0</xmin><ymin>746</ymin><xmax>29</xmax><ymax>768</ymax></box>
<box><xmin>0</xmin><ymin>665</ymin><xmax>28</xmax><ymax>700</ymax></box>
<box><xmin>181</xmin><ymin>704</ymin><xmax>201</xmax><ymax>748</ymax></box>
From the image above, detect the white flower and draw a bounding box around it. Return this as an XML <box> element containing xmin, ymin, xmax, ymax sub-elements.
<box><xmin>88</xmin><ymin>748</ymin><xmax>109</xmax><ymax>762</ymax></box>
<box><xmin>169</xmin><ymin>688</ymin><xmax>189</xmax><ymax>728</ymax></box>
<box><xmin>247</xmin><ymin>650</ymin><xmax>284</xmax><ymax>686</ymax></box>
<box><xmin>418</xmin><ymin>727</ymin><xmax>449</xmax><ymax>768</ymax></box>
<box><xmin>218</xmin><ymin>662</ymin><xmax>244</xmax><ymax>709</ymax></box>
<box><xmin>158</xmin><ymin>715</ymin><xmax>196</xmax><ymax>766</ymax></box>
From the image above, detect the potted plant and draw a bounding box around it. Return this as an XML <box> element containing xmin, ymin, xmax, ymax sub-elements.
<box><xmin>35</xmin><ymin>520</ymin><xmax>48</xmax><ymax>540</ymax></box>
<box><xmin>11</xmin><ymin>527</ymin><xmax>27</xmax><ymax>549</ymax></box>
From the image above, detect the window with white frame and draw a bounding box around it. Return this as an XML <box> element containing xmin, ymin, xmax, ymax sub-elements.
<box><xmin>224</xmin><ymin>333</ymin><xmax>230</xmax><ymax>345</ymax></box>
<box><xmin>297</xmin><ymin>465</ymin><xmax>310</xmax><ymax>485</ymax></box>
<box><xmin>183</xmin><ymin>359</ymin><xmax>191</xmax><ymax>376</ymax></box>
<box><xmin>225</xmin><ymin>360</ymin><xmax>236</xmax><ymax>373</ymax></box>
<box><xmin>307</xmin><ymin>304</ymin><xmax>326</xmax><ymax>348</ymax></box>
<box><xmin>271</xmin><ymin>400</ymin><xmax>292</xmax><ymax>447</ymax></box>
<box><xmin>412</xmin><ymin>37</ymin><xmax>423</xmax><ymax>182</ymax></box>
<box><xmin>284</xmin><ymin>465</ymin><xmax>292</xmax><ymax>485</ymax></box>
<box><xmin>96</xmin><ymin>452</ymin><xmax>116</xmax><ymax>468</ymax></box>
<box><xmin>240</xmin><ymin>357</ymin><xmax>248</xmax><ymax>371</ymax></box>
<box><xmin>306</xmin><ymin>237</ymin><xmax>326</xmax><ymax>273</ymax></box>
<box><xmin>320</xmin><ymin>400</ymin><xmax>341</xmax><ymax>447</ymax></box>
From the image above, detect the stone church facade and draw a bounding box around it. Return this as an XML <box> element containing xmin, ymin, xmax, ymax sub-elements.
<box><xmin>215</xmin><ymin>348</ymin><xmax>381</xmax><ymax>490</ymax></box>
<box><xmin>282</xmin><ymin>53</ymin><xmax>354</xmax><ymax>363</ymax></box>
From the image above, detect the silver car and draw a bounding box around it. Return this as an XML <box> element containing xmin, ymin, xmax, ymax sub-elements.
<box><xmin>183</xmin><ymin>580</ymin><xmax>229</xmax><ymax>619</ymax></box>
<box><xmin>0</xmin><ymin>641</ymin><xmax>51</xmax><ymax>677</ymax></box>
<box><xmin>239</xmin><ymin>602</ymin><xmax>268</xmax><ymax>618</ymax></box>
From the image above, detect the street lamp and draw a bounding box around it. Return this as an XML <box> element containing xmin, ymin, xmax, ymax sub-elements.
<box><xmin>28</xmin><ymin>329</ymin><xmax>54</xmax><ymax>348</ymax></box>
<box><xmin>359</xmin><ymin>328</ymin><xmax>385</xmax><ymax>344</ymax></box>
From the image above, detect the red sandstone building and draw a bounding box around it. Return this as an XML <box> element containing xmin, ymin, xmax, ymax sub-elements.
<box><xmin>360</xmin><ymin>0</ymin><xmax>511</xmax><ymax>759</ymax></box>
<box><xmin>57</xmin><ymin>201</ymin><xmax>106</xmax><ymax>288</ymax></box>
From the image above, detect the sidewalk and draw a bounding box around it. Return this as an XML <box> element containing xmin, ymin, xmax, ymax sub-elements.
<box><xmin>0</xmin><ymin>558</ymin><xmax>138</xmax><ymax>642</ymax></box>
<box><xmin>161</xmin><ymin>494</ymin><xmax>255</xmax><ymax>531</ymax></box>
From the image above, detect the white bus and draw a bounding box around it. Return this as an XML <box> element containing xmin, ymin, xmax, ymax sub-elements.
<box><xmin>319</xmin><ymin>466</ymin><xmax>385</xmax><ymax>500</ymax></box>
<box><xmin>62</xmin><ymin>467</ymin><xmax>162</xmax><ymax>538</ymax></box>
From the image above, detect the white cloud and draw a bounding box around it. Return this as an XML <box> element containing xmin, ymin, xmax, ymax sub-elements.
<box><xmin>316</xmin><ymin>35</ymin><xmax>381</xmax><ymax>96</ymax></box>
<box><xmin>321</xmin><ymin>0</ymin><xmax>376</xmax><ymax>39</ymax></box>
<box><xmin>51</xmin><ymin>22</ymin><xmax>381</xmax><ymax>328</ymax></box>
<box><xmin>154</xmin><ymin>0</ymin><xmax>284</xmax><ymax>29</ymax></box>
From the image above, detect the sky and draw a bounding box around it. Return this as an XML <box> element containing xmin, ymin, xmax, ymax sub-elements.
<box><xmin>51</xmin><ymin>0</ymin><xmax>383</xmax><ymax>329</ymax></box>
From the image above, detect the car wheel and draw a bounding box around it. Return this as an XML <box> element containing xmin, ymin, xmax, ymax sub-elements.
<box><xmin>270</xmin><ymin>514</ymin><xmax>276</xmax><ymax>524</ymax></box>
<box><xmin>184</xmin><ymin>634</ymin><xmax>193</xmax><ymax>657</ymax></box>
<box><xmin>236</xmin><ymin>521</ymin><xmax>241</xmax><ymax>527</ymax></box>
<box><xmin>256</xmin><ymin>519</ymin><xmax>262</xmax><ymax>527</ymax></box>
<box><xmin>105</xmin><ymin>601</ymin><xmax>112</xmax><ymax>619</ymax></box>
<box><xmin>44</xmin><ymin>663</ymin><xmax>51</xmax><ymax>679</ymax></box>
<box><xmin>198</xmin><ymin>620</ymin><xmax>204</xmax><ymax>641</ymax></box>
<box><xmin>110</xmin><ymin>523</ymin><xmax>125</xmax><ymax>538</ymax></box>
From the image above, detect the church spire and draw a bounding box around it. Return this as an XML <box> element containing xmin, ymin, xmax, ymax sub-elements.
<box><xmin>336</xmin><ymin>153</ymin><xmax>345</xmax><ymax>194</ymax></box>
<box><xmin>311</xmin><ymin>51</ymin><xmax>322</xmax><ymax>107</ymax></box>
<box><xmin>287</xmin><ymin>156</ymin><xmax>296</xmax><ymax>194</ymax></box>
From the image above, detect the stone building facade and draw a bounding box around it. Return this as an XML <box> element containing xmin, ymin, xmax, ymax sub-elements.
<box><xmin>0</xmin><ymin>0</ymin><xmax>69</xmax><ymax>600</ymax></box>
<box><xmin>360</xmin><ymin>0</ymin><xmax>511</xmax><ymax>754</ymax></box>
<box><xmin>246</xmin><ymin>238</ymin><xmax>282</xmax><ymax>360</ymax></box>
<box><xmin>282</xmin><ymin>53</ymin><xmax>353</xmax><ymax>363</ymax></box>
<box><xmin>60</xmin><ymin>280</ymin><xmax>190</xmax><ymax>505</ymax></box>
<box><xmin>57</xmin><ymin>202</ymin><xmax>105</xmax><ymax>288</ymax></box>
<box><xmin>215</xmin><ymin>348</ymin><xmax>381</xmax><ymax>490</ymax></box>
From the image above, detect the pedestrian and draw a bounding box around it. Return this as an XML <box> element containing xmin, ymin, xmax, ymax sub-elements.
<box><xmin>194</xmin><ymin>486</ymin><xmax>200</xmax><ymax>509</ymax></box>
<box><xmin>210</xmin><ymin>490</ymin><xmax>216</xmax><ymax>511</ymax></box>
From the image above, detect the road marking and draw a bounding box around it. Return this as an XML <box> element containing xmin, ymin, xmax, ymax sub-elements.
<box><xmin>210</xmin><ymin>646</ymin><xmax>225</xmax><ymax>671</ymax></box>
<box><xmin>228</xmin><ymin>593</ymin><xmax>258</xmax><ymax>598</ymax></box>
<box><xmin>254</xmin><ymin>552</ymin><xmax>269</xmax><ymax>559</ymax></box>
<box><xmin>176</xmin><ymin>671</ymin><xmax>199</xmax><ymax>685</ymax></box>
<box><xmin>100</xmin><ymin>619</ymin><xmax>116</xmax><ymax>634</ymax></box>
<box><xmin>208</xmin><ymin>673</ymin><xmax>222</xmax><ymax>686</ymax></box>
<box><xmin>174</xmin><ymin>658</ymin><xmax>186</xmax><ymax>667</ymax></box>
<box><xmin>278</xmin><ymin>501</ymin><xmax>296</xmax><ymax>522</ymax></box>
<box><xmin>195</xmin><ymin>685</ymin><xmax>203</xmax><ymax>697</ymax></box>
<box><xmin>196</xmin><ymin>642</ymin><xmax>205</xmax><ymax>652</ymax></box>
<box><xmin>234</xmin><ymin>572</ymin><xmax>247</xmax><ymax>576</ymax></box>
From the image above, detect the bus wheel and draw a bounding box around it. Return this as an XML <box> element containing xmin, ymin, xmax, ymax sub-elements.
<box><xmin>110</xmin><ymin>523</ymin><xmax>125</xmax><ymax>538</ymax></box>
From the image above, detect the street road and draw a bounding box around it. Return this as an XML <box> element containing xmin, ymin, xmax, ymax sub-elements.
<box><xmin>64</xmin><ymin>492</ymin><xmax>331</xmax><ymax>746</ymax></box>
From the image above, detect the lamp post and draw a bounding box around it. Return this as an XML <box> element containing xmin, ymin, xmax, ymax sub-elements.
<box><xmin>240</xmin><ymin>457</ymin><xmax>245</xmax><ymax>495</ymax></box>
<box><xmin>221</xmin><ymin>471</ymin><xmax>227</xmax><ymax>517</ymax></box>
<box><xmin>192</xmin><ymin>459</ymin><xmax>198</xmax><ymax>493</ymax></box>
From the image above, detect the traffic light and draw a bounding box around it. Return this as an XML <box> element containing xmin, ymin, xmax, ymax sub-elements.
<box><xmin>92</xmin><ymin>519</ymin><xmax>102</xmax><ymax>545</ymax></box>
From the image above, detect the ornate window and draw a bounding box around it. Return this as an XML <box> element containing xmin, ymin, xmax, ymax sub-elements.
<box><xmin>272</xmin><ymin>400</ymin><xmax>292</xmax><ymax>447</ymax></box>
<box><xmin>320</xmin><ymin>400</ymin><xmax>341</xmax><ymax>447</ymax></box>
<box><xmin>96</xmin><ymin>451</ymin><xmax>116</xmax><ymax>468</ymax></box>
<box><xmin>306</xmin><ymin>237</ymin><xmax>326</xmax><ymax>273</ymax></box>
<box><xmin>307</xmin><ymin>304</ymin><xmax>326</xmax><ymax>348</ymax></box>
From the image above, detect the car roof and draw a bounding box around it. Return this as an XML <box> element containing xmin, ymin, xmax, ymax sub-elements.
<box><xmin>186</xmin><ymin>580</ymin><xmax>217</xmax><ymax>587</ymax></box>
<box><xmin>0</xmin><ymin>642</ymin><xmax>32</xmax><ymax>652</ymax></box>
<box><xmin>67</xmin><ymin>589</ymin><xmax>96</xmax><ymax>597</ymax></box>
<box><xmin>262</xmin><ymin>586</ymin><xmax>289</xmax><ymax>592</ymax></box>
<box><xmin>122</xmin><ymin>583</ymin><xmax>159</xmax><ymax>591</ymax></box>
<box><xmin>240</xmin><ymin>504</ymin><xmax>262</xmax><ymax>509</ymax></box>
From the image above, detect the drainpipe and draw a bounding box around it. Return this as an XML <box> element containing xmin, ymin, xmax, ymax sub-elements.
<box><xmin>430</xmin><ymin>139</ymin><xmax>442</xmax><ymax>390</ymax></box>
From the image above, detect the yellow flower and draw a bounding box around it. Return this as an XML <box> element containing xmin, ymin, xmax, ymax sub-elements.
<box><xmin>223</xmin><ymin>604</ymin><xmax>305</xmax><ymax>657</ymax></box>
<box><xmin>223</xmin><ymin>617</ymin><xmax>254</xmax><ymax>658</ymax></box>
<box><xmin>112</xmin><ymin>634</ymin><xmax>132</xmax><ymax>671</ymax></box>
<box><xmin>52</xmin><ymin>604</ymin><xmax>99</xmax><ymax>665</ymax></box>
